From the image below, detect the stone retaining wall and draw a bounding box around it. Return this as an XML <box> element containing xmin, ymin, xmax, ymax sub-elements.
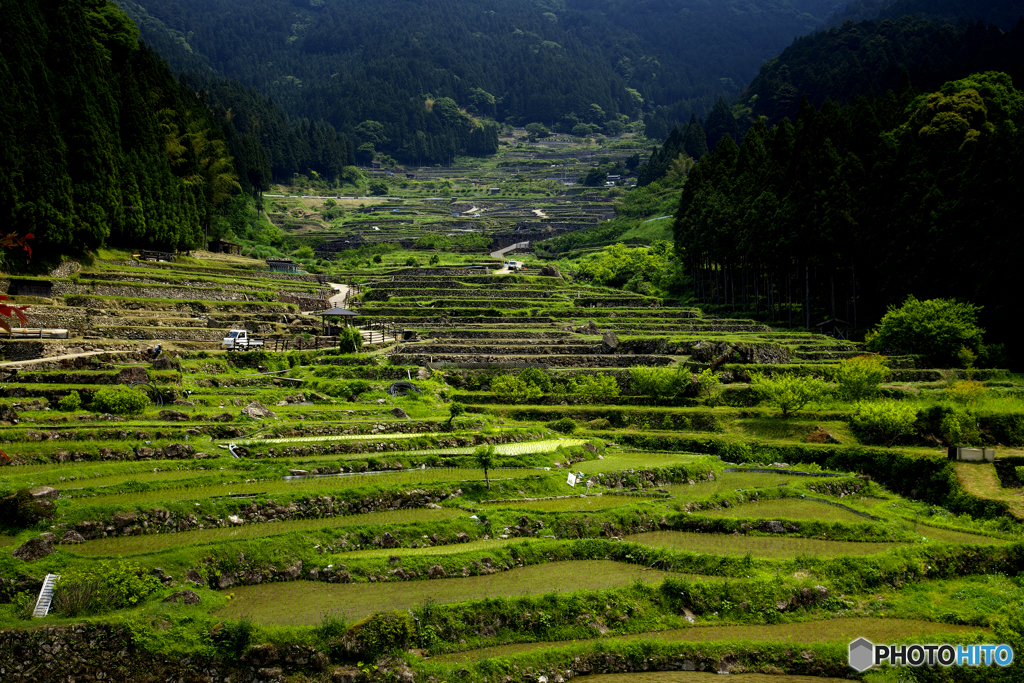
<box><xmin>54</xmin><ymin>282</ymin><xmax>277</xmax><ymax>302</ymax></box>
<box><xmin>0</xmin><ymin>625</ymin><xmax>318</xmax><ymax>683</ymax></box>
<box><xmin>396</xmin><ymin>353</ymin><xmax>673</xmax><ymax>368</ymax></box>
<box><xmin>119</xmin><ymin>259</ymin><xmax>326</xmax><ymax>283</ymax></box>
<box><xmin>0</xmin><ymin>340</ymin><xmax>145</xmax><ymax>362</ymax></box>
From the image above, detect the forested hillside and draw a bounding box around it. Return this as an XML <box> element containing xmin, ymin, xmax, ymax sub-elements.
<box><xmin>115</xmin><ymin>0</ymin><xmax>849</xmax><ymax>158</ymax></box>
<box><xmin>0</xmin><ymin>0</ymin><xmax>220</xmax><ymax>260</ymax></box>
<box><xmin>743</xmin><ymin>15</ymin><xmax>1024</xmax><ymax>123</ymax></box>
<box><xmin>673</xmin><ymin>71</ymin><xmax>1024</xmax><ymax>363</ymax></box>
<box><xmin>0</xmin><ymin>0</ymin><xmax>356</xmax><ymax>266</ymax></box>
<box><xmin>829</xmin><ymin>0</ymin><xmax>1024</xmax><ymax>29</ymax></box>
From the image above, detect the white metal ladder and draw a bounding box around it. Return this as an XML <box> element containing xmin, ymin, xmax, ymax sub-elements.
<box><xmin>32</xmin><ymin>574</ymin><xmax>60</xmax><ymax>618</ymax></box>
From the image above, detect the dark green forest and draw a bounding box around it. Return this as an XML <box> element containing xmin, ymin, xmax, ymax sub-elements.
<box><xmin>114</xmin><ymin>0</ymin><xmax>849</xmax><ymax>159</ymax></box>
<box><xmin>672</xmin><ymin>71</ymin><xmax>1024</xmax><ymax>364</ymax></box>
<box><xmin>829</xmin><ymin>0</ymin><xmax>1024</xmax><ymax>29</ymax></box>
<box><xmin>0</xmin><ymin>0</ymin><xmax>217</xmax><ymax>258</ymax></box>
<box><xmin>742</xmin><ymin>15</ymin><xmax>1024</xmax><ymax>123</ymax></box>
<box><xmin>636</xmin><ymin>8</ymin><xmax>1024</xmax><ymax>187</ymax></box>
<box><xmin>745</xmin><ymin>14</ymin><xmax>1024</xmax><ymax>123</ymax></box>
<box><xmin>0</xmin><ymin>0</ymin><xmax>360</xmax><ymax>262</ymax></box>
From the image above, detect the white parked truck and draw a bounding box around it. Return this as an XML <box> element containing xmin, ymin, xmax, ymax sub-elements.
<box><xmin>222</xmin><ymin>329</ymin><xmax>264</xmax><ymax>350</ymax></box>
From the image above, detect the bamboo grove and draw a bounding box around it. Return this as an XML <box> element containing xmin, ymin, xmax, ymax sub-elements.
<box><xmin>672</xmin><ymin>71</ymin><xmax>1024</xmax><ymax>363</ymax></box>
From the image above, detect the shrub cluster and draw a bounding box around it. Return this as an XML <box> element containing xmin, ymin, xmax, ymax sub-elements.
<box><xmin>91</xmin><ymin>386</ymin><xmax>150</xmax><ymax>415</ymax></box>
<box><xmin>53</xmin><ymin>561</ymin><xmax>162</xmax><ymax>617</ymax></box>
<box><xmin>57</xmin><ymin>390</ymin><xmax>82</xmax><ymax>411</ymax></box>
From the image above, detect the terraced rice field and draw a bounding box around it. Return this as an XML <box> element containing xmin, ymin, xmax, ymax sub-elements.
<box><xmin>436</xmin><ymin>617</ymin><xmax>989</xmax><ymax>663</ymax></box>
<box><xmin>2</xmin><ymin>242</ymin><xmax>1022</xmax><ymax>682</ymax></box>
<box><xmin>695</xmin><ymin>498</ymin><xmax>879</xmax><ymax>524</ymax></box>
<box><xmin>216</xmin><ymin>560</ymin><xmax>692</xmax><ymax>624</ymax></box>
<box><xmin>71</xmin><ymin>508</ymin><xmax>465</xmax><ymax>556</ymax></box>
<box><xmin>622</xmin><ymin>531</ymin><xmax>904</xmax><ymax>558</ymax></box>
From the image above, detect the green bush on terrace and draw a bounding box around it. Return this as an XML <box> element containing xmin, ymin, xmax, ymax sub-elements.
<box><xmin>90</xmin><ymin>386</ymin><xmax>150</xmax><ymax>415</ymax></box>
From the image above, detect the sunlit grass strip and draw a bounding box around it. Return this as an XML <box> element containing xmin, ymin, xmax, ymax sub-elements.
<box><xmin>433</xmin><ymin>617</ymin><xmax>991</xmax><ymax>664</ymax></box>
<box><xmin>70</xmin><ymin>507</ymin><xmax>464</xmax><ymax>557</ymax></box>
<box><xmin>230</xmin><ymin>434</ymin><xmax>586</xmax><ymax>453</ymax></box>
<box><xmin>213</xmin><ymin>560</ymin><xmax>693</xmax><ymax>625</ymax></box>
<box><xmin>79</xmin><ymin>467</ymin><xmax>542</xmax><ymax>506</ymax></box>
<box><xmin>335</xmin><ymin>537</ymin><xmax>538</xmax><ymax>559</ymax></box>
<box><xmin>622</xmin><ymin>530</ymin><xmax>904</xmax><ymax>558</ymax></box>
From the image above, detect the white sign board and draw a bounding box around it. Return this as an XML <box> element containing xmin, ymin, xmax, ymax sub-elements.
<box><xmin>566</xmin><ymin>472</ymin><xmax>577</xmax><ymax>487</ymax></box>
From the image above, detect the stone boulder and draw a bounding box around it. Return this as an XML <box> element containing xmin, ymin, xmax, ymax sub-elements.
<box><xmin>116</xmin><ymin>366</ymin><xmax>149</xmax><ymax>384</ymax></box>
<box><xmin>576</xmin><ymin>320</ymin><xmax>601</xmax><ymax>335</ymax></box>
<box><xmin>28</xmin><ymin>486</ymin><xmax>59</xmax><ymax>500</ymax></box>
<box><xmin>159</xmin><ymin>410</ymin><xmax>190</xmax><ymax>422</ymax></box>
<box><xmin>538</xmin><ymin>265</ymin><xmax>561</xmax><ymax>278</ymax></box>
<box><xmin>241</xmin><ymin>401</ymin><xmax>277</xmax><ymax>420</ymax></box>
<box><xmin>163</xmin><ymin>589</ymin><xmax>201</xmax><ymax>605</ymax></box>
<box><xmin>152</xmin><ymin>355</ymin><xmax>183</xmax><ymax>371</ymax></box>
<box><xmin>601</xmin><ymin>331</ymin><xmax>620</xmax><ymax>351</ymax></box>
<box><xmin>390</xmin><ymin>407</ymin><xmax>410</xmax><ymax>419</ymax></box>
<box><xmin>162</xmin><ymin>443</ymin><xmax>190</xmax><ymax>458</ymax></box>
<box><xmin>12</xmin><ymin>538</ymin><xmax>55</xmax><ymax>562</ymax></box>
<box><xmin>0</xmin><ymin>404</ymin><xmax>19</xmax><ymax>422</ymax></box>
<box><xmin>60</xmin><ymin>530</ymin><xmax>85</xmax><ymax>544</ymax></box>
<box><xmin>428</xmin><ymin>564</ymin><xmax>447</xmax><ymax>579</ymax></box>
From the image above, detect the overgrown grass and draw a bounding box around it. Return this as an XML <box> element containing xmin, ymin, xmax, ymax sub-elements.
<box><xmin>435</xmin><ymin>617</ymin><xmax>988</xmax><ymax>664</ymax></box>
<box><xmin>214</xmin><ymin>560</ymin><xmax>688</xmax><ymax>625</ymax></box>
<box><xmin>622</xmin><ymin>531</ymin><xmax>904</xmax><ymax>558</ymax></box>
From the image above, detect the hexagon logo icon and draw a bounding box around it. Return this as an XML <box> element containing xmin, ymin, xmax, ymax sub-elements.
<box><xmin>849</xmin><ymin>638</ymin><xmax>875</xmax><ymax>672</ymax></box>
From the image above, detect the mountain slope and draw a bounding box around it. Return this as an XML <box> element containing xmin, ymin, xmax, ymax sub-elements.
<box><xmin>741</xmin><ymin>16</ymin><xmax>1024</xmax><ymax>123</ymax></box>
<box><xmin>116</xmin><ymin>0</ymin><xmax>848</xmax><ymax>157</ymax></box>
<box><xmin>830</xmin><ymin>0</ymin><xmax>1024</xmax><ymax>30</ymax></box>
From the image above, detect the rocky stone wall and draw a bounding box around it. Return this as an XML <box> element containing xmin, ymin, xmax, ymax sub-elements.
<box><xmin>0</xmin><ymin>341</ymin><xmax>146</xmax><ymax>362</ymax></box>
<box><xmin>117</xmin><ymin>259</ymin><xmax>327</xmax><ymax>283</ymax></box>
<box><xmin>0</xmin><ymin>624</ymin><xmax>336</xmax><ymax>683</ymax></box>
<box><xmin>51</xmin><ymin>283</ymin><xmax>281</xmax><ymax>302</ymax></box>
<box><xmin>397</xmin><ymin>353</ymin><xmax>673</xmax><ymax>368</ymax></box>
<box><xmin>69</xmin><ymin>488</ymin><xmax>458</xmax><ymax>541</ymax></box>
<box><xmin>94</xmin><ymin>326</ymin><xmax>227</xmax><ymax>341</ymax></box>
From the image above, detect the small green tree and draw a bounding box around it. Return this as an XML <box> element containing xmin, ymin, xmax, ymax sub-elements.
<box><xmin>835</xmin><ymin>355</ymin><xmax>889</xmax><ymax>401</ymax></box>
<box><xmin>91</xmin><ymin>386</ymin><xmax>150</xmax><ymax>415</ymax></box>
<box><xmin>694</xmin><ymin>368</ymin><xmax>721</xmax><ymax>400</ymax></box>
<box><xmin>448</xmin><ymin>401</ymin><xmax>466</xmax><ymax>424</ymax></box>
<box><xmin>58</xmin><ymin>390</ymin><xmax>82</xmax><ymax>411</ymax></box>
<box><xmin>851</xmin><ymin>401</ymin><xmax>919</xmax><ymax>446</ymax></box>
<box><xmin>750</xmin><ymin>373</ymin><xmax>832</xmax><ymax>417</ymax></box>
<box><xmin>865</xmin><ymin>296</ymin><xmax>985</xmax><ymax>368</ymax></box>
<box><xmin>567</xmin><ymin>373</ymin><xmax>620</xmax><ymax>404</ymax></box>
<box><xmin>518</xmin><ymin>367</ymin><xmax>552</xmax><ymax>393</ymax></box>
<box><xmin>946</xmin><ymin>379</ymin><xmax>987</xmax><ymax>405</ymax></box>
<box><xmin>549</xmin><ymin>417</ymin><xmax>577</xmax><ymax>434</ymax></box>
<box><xmin>629</xmin><ymin>366</ymin><xmax>689</xmax><ymax>400</ymax></box>
<box><xmin>294</xmin><ymin>245</ymin><xmax>315</xmax><ymax>260</ymax></box>
<box><xmin>525</xmin><ymin>122</ymin><xmax>549</xmax><ymax>139</ymax></box>
<box><xmin>429</xmin><ymin>254</ymin><xmax>440</xmax><ymax>265</ymax></box>
<box><xmin>491</xmin><ymin>374</ymin><xmax>542</xmax><ymax>404</ymax></box>
<box><xmin>474</xmin><ymin>444</ymin><xmax>496</xmax><ymax>489</ymax></box>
